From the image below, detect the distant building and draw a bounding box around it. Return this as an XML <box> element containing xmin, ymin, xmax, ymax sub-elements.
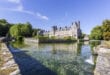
<box><xmin>43</xmin><ymin>21</ymin><xmax>82</xmax><ymax>39</ymax></box>
<box><xmin>84</xmin><ymin>35</ymin><xmax>89</xmax><ymax>41</ymax></box>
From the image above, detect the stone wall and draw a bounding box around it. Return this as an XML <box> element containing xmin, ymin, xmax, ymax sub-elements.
<box><xmin>0</xmin><ymin>43</ymin><xmax>20</xmax><ymax>75</ymax></box>
<box><xmin>24</xmin><ymin>38</ymin><xmax>39</xmax><ymax>43</ymax></box>
<box><xmin>94</xmin><ymin>48</ymin><xmax>110</xmax><ymax>75</ymax></box>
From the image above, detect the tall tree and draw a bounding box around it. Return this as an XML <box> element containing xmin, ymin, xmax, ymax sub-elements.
<box><xmin>23</xmin><ymin>22</ymin><xmax>32</xmax><ymax>37</ymax></box>
<box><xmin>0</xmin><ymin>19</ymin><xmax>11</xmax><ymax>36</ymax></box>
<box><xmin>102</xmin><ymin>20</ymin><xmax>110</xmax><ymax>40</ymax></box>
<box><xmin>10</xmin><ymin>22</ymin><xmax>33</xmax><ymax>38</ymax></box>
<box><xmin>9</xmin><ymin>24</ymin><xmax>21</xmax><ymax>38</ymax></box>
<box><xmin>90</xmin><ymin>26</ymin><xmax>103</xmax><ymax>40</ymax></box>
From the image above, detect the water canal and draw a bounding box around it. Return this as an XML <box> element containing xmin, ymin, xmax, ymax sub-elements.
<box><xmin>9</xmin><ymin>41</ymin><xmax>100</xmax><ymax>75</ymax></box>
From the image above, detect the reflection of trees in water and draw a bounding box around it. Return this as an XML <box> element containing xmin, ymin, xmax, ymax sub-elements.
<box><xmin>51</xmin><ymin>43</ymin><xmax>83</xmax><ymax>55</ymax></box>
<box><xmin>89</xmin><ymin>41</ymin><xmax>101</xmax><ymax>50</ymax></box>
<box><xmin>30</xmin><ymin>42</ymin><xmax>93</xmax><ymax>75</ymax></box>
<box><xmin>10</xmin><ymin>42</ymin><xmax>95</xmax><ymax>75</ymax></box>
<box><xmin>34</xmin><ymin>54</ymin><xmax>94</xmax><ymax>75</ymax></box>
<box><xmin>89</xmin><ymin>41</ymin><xmax>101</xmax><ymax>54</ymax></box>
<box><xmin>77</xmin><ymin>42</ymin><xmax>84</xmax><ymax>55</ymax></box>
<box><xmin>52</xmin><ymin>44</ymin><xmax>57</xmax><ymax>54</ymax></box>
<box><xmin>92</xmin><ymin>55</ymin><xmax>98</xmax><ymax>69</ymax></box>
<box><xmin>10</xmin><ymin>41</ymin><xmax>26</xmax><ymax>48</ymax></box>
<box><xmin>89</xmin><ymin>41</ymin><xmax>100</xmax><ymax>70</ymax></box>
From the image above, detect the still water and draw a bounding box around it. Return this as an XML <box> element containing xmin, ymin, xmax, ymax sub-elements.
<box><xmin>9</xmin><ymin>41</ymin><xmax>100</xmax><ymax>75</ymax></box>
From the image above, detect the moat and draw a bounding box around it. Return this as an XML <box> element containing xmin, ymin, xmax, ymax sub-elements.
<box><xmin>9</xmin><ymin>41</ymin><xmax>99</xmax><ymax>75</ymax></box>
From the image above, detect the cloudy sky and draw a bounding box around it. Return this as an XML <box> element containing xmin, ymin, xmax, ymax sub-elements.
<box><xmin>0</xmin><ymin>0</ymin><xmax>110</xmax><ymax>34</ymax></box>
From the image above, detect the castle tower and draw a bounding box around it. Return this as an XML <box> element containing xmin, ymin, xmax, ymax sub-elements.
<box><xmin>52</xmin><ymin>26</ymin><xmax>57</xmax><ymax>36</ymax></box>
<box><xmin>71</xmin><ymin>21</ymin><xmax>81</xmax><ymax>39</ymax></box>
<box><xmin>74</xmin><ymin>21</ymin><xmax>80</xmax><ymax>29</ymax></box>
<box><xmin>75</xmin><ymin>21</ymin><xmax>82</xmax><ymax>39</ymax></box>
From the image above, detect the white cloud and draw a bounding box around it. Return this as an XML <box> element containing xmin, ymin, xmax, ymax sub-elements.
<box><xmin>0</xmin><ymin>7</ymin><xmax>49</xmax><ymax>20</ymax></box>
<box><xmin>7</xmin><ymin>0</ymin><xmax>21</xmax><ymax>4</ymax></box>
<box><xmin>0</xmin><ymin>0</ymin><xmax>49</xmax><ymax>20</ymax></box>
<box><xmin>36</xmin><ymin>12</ymin><xmax>49</xmax><ymax>20</ymax></box>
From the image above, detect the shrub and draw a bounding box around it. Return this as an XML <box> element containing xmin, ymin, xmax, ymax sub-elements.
<box><xmin>79</xmin><ymin>39</ymin><xmax>84</xmax><ymax>42</ymax></box>
<box><xmin>64</xmin><ymin>36</ymin><xmax>76</xmax><ymax>40</ymax></box>
<box><xmin>35</xmin><ymin>35</ymin><xmax>49</xmax><ymax>41</ymax></box>
<box><xmin>50</xmin><ymin>36</ymin><xmax>56</xmax><ymax>39</ymax></box>
<box><xmin>103</xmin><ymin>32</ymin><xmax>110</xmax><ymax>40</ymax></box>
<box><xmin>16</xmin><ymin>36</ymin><xmax>24</xmax><ymax>42</ymax></box>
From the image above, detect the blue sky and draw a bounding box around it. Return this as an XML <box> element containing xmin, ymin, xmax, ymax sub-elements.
<box><xmin>0</xmin><ymin>0</ymin><xmax>110</xmax><ymax>34</ymax></box>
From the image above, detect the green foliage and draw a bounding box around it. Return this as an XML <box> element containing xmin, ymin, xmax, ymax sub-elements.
<box><xmin>35</xmin><ymin>36</ymin><xmax>77</xmax><ymax>43</ymax></box>
<box><xmin>77</xmin><ymin>42</ymin><xmax>83</xmax><ymax>55</ymax></box>
<box><xmin>0</xmin><ymin>19</ymin><xmax>37</xmax><ymax>40</ymax></box>
<box><xmin>90</xmin><ymin>41</ymin><xmax>100</xmax><ymax>56</ymax></box>
<box><xmin>90</xmin><ymin>26</ymin><xmax>103</xmax><ymax>40</ymax></box>
<box><xmin>79</xmin><ymin>33</ymin><xmax>85</xmax><ymax>39</ymax></box>
<box><xmin>10</xmin><ymin>24</ymin><xmax>21</xmax><ymax>38</ymax></box>
<box><xmin>10</xmin><ymin>22</ymin><xmax>32</xmax><ymax>38</ymax></box>
<box><xmin>102</xmin><ymin>20</ymin><xmax>110</xmax><ymax>32</ymax></box>
<box><xmin>103</xmin><ymin>32</ymin><xmax>110</xmax><ymax>40</ymax></box>
<box><xmin>78</xmin><ymin>39</ymin><xmax>84</xmax><ymax>42</ymax></box>
<box><xmin>90</xmin><ymin>41</ymin><xmax>101</xmax><ymax>50</ymax></box>
<box><xmin>11</xmin><ymin>41</ymin><xmax>26</xmax><ymax>48</ymax></box>
<box><xmin>32</xmin><ymin>29</ymin><xmax>38</xmax><ymax>37</ymax></box>
<box><xmin>37</xmin><ymin>36</ymin><xmax>49</xmax><ymax>40</ymax></box>
<box><xmin>21</xmin><ymin>22</ymin><xmax>32</xmax><ymax>37</ymax></box>
<box><xmin>32</xmin><ymin>28</ymin><xmax>42</xmax><ymax>37</ymax></box>
<box><xmin>16</xmin><ymin>36</ymin><xmax>24</xmax><ymax>42</ymax></box>
<box><xmin>64</xmin><ymin>36</ymin><xmax>76</xmax><ymax>41</ymax></box>
<box><xmin>90</xmin><ymin>19</ymin><xmax>110</xmax><ymax>40</ymax></box>
<box><xmin>102</xmin><ymin>20</ymin><xmax>110</xmax><ymax>40</ymax></box>
<box><xmin>50</xmin><ymin>36</ymin><xmax>56</xmax><ymax>39</ymax></box>
<box><xmin>35</xmin><ymin>35</ymin><xmax>50</xmax><ymax>43</ymax></box>
<box><xmin>0</xmin><ymin>19</ymin><xmax>11</xmax><ymax>36</ymax></box>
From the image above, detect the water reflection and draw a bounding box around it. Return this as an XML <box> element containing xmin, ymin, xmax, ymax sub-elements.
<box><xmin>89</xmin><ymin>41</ymin><xmax>101</xmax><ymax>50</ymax></box>
<box><xmin>10</xmin><ymin>41</ymin><xmax>26</xmax><ymax>48</ymax></box>
<box><xmin>10</xmin><ymin>41</ymin><xmax>99</xmax><ymax>75</ymax></box>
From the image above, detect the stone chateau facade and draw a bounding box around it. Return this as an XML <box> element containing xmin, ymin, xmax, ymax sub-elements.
<box><xmin>43</xmin><ymin>21</ymin><xmax>82</xmax><ymax>39</ymax></box>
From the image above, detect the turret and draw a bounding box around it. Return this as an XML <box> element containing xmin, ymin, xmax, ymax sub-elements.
<box><xmin>77</xmin><ymin>21</ymin><xmax>80</xmax><ymax>29</ymax></box>
<box><xmin>52</xmin><ymin>26</ymin><xmax>57</xmax><ymax>31</ymax></box>
<box><xmin>74</xmin><ymin>21</ymin><xmax>80</xmax><ymax>29</ymax></box>
<box><xmin>52</xmin><ymin>26</ymin><xmax>57</xmax><ymax>36</ymax></box>
<box><xmin>71</xmin><ymin>21</ymin><xmax>82</xmax><ymax>39</ymax></box>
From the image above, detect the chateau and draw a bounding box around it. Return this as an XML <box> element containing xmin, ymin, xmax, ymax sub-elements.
<box><xmin>43</xmin><ymin>21</ymin><xmax>82</xmax><ymax>39</ymax></box>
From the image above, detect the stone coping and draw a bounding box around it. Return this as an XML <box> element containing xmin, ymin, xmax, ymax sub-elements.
<box><xmin>98</xmin><ymin>48</ymin><xmax>110</xmax><ymax>53</ymax></box>
<box><xmin>0</xmin><ymin>43</ymin><xmax>21</xmax><ymax>75</ymax></box>
<box><xmin>94</xmin><ymin>47</ymin><xmax>110</xmax><ymax>75</ymax></box>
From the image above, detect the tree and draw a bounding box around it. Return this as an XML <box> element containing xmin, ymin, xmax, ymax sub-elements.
<box><xmin>9</xmin><ymin>22</ymin><xmax>33</xmax><ymax>38</ymax></box>
<box><xmin>24</xmin><ymin>22</ymin><xmax>32</xmax><ymax>37</ymax></box>
<box><xmin>90</xmin><ymin>19</ymin><xmax>110</xmax><ymax>40</ymax></box>
<box><xmin>0</xmin><ymin>19</ymin><xmax>11</xmax><ymax>36</ymax></box>
<box><xmin>9</xmin><ymin>24</ymin><xmax>21</xmax><ymax>38</ymax></box>
<box><xmin>103</xmin><ymin>32</ymin><xmax>110</xmax><ymax>40</ymax></box>
<box><xmin>102</xmin><ymin>20</ymin><xmax>110</xmax><ymax>32</ymax></box>
<box><xmin>79</xmin><ymin>33</ymin><xmax>85</xmax><ymax>39</ymax></box>
<box><xmin>102</xmin><ymin>20</ymin><xmax>110</xmax><ymax>40</ymax></box>
<box><xmin>20</xmin><ymin>22</ymin><xmax>32</xmax><ymax>37</ymax></box>
<box><xmin>32</xmin><ymin>28</ymin><xmax>39</xmax><ymax>37</ymax></box>
<box><xmin>90</xmin><ymin>26</ymin><xmax>103</xmax><ymax>40</ymax></box>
